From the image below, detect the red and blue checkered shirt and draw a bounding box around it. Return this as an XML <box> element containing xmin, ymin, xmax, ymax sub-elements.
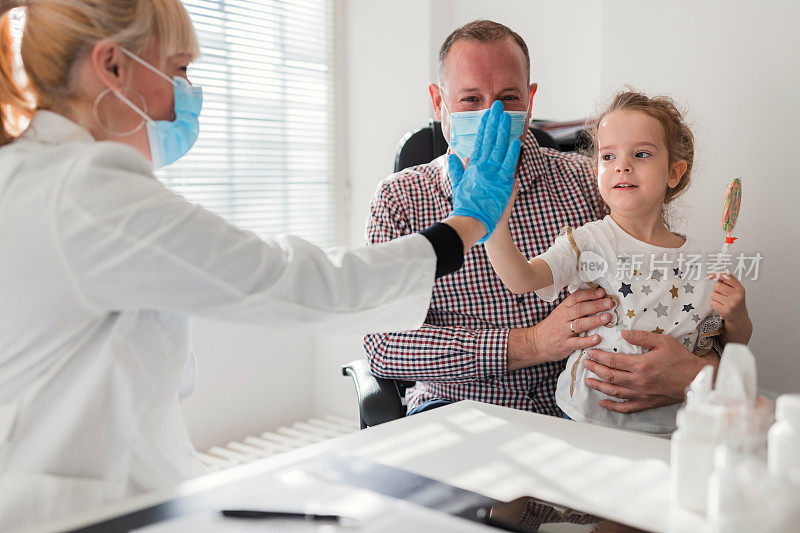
<box><xmin>363</xmin><ymin>133</ymin><xmax>606</xmax><ymax>415</ymax></box>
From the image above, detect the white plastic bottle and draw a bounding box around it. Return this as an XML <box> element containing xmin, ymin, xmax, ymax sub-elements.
<box><xmin>670</xmin><ymin>365</ymin><xmax>721</xmax><ymax>514</ymax></box>
<box><xmin>768</xmin><ymin>394</ymin><xmax>800</xmax><ymax>480</ymax></box>
<box><xmin>670</xmin><ymin>406</ymin><xmax>723</xmax><ymax>514</ymax></box>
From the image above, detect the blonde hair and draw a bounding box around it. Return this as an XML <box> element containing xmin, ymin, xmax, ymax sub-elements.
<box><xmin>585</xmin><ymin>89</ymin><xmax>695</xmax><ymax>206</ymax></box>
<box><xmin>0</xmin><ymin>0</ymin><xmax>200</xmax><ymax>146</ymax></box>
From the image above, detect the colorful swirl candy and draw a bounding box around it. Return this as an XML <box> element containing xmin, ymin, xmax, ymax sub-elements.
<box><xmin>722</xmin><ymin>178</ymin><xmax>742</xmax><ymax>234</ymax></box>
<box><xmin>722</xmin><ymin>178</ymin><xmax>741</xmax><ymax>253</ymax></box>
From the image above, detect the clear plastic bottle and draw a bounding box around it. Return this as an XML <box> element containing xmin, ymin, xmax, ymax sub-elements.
<box><xmin>706</xmin><ymin>399</ymin><xmax>778</xmax><ymax>533</ymax></box>
<box><xmin>707</xmin><ymin>444</ymin><xmax>768</xmax><ymax>533</ymax></box>
<box><xmin>708</xmin><ymin>442</ymin><xmax>800</xmax><ymax>533</ymax></box>
<box><xmin>768</xmin><ymin>394</ymin><xmax>800</xmax><ymax>480</ymax></box>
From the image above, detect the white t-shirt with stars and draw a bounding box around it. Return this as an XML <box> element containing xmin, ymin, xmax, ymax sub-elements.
<box><xmin>535</xmin><ymin>215</ymin><xmax>718</xmax><ymax>436</ymax></box>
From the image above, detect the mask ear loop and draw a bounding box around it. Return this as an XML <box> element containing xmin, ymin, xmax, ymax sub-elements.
<box><xmin>93</xmin><ymin>46</ymin><xmax>178</xmax><ymax>137</ymax></box>
<box><xmin>120</xmin><ymin>48</ymin><xmax>178</xmax><ymax>87</ymax></box>
<box><xmin>93</xmin><ymin>87</ymin><xmax>149</xmax><ymax>137</ymax></box>
<box><xmin>439</xmin><ymin>89</ymin><xmax>456</xmax><ymax>158</ymax></box>
<box><xmin>439</xmin><ymin>88</ymin><xmax>451</xmax><ymax>117</ymax></box>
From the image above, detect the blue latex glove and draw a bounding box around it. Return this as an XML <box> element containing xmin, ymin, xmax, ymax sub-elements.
<box><xmin>449</xmin><ymin>100</ymin><xmax>521</xmax><ymax>243</ymax></box>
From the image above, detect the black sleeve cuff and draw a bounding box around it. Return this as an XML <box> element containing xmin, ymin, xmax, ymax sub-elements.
<box><xmin>419</xmin><ymin>222</ymin><xmax>464</xmax><ymax>278</ymax></box>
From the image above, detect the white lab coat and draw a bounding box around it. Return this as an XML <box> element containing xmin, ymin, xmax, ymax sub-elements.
<box><xmin>0</xmin><ymin>111</ymin><xmax>437</xmax><ymax>529</ymax></box>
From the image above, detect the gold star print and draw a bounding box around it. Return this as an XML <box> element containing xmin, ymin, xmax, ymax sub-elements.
<box><xmin>669</xmin><ymin>285</ymin><xmax>679</xmax><ymax>298</ymax></box>
<box><xmin>633</xmin><ymin>269</ymin><xmax>642</xmax><ymax>277</ymax></box>
<box><xmin>626</xmin><ymin>310</ymin><xmax>636</xmax><ymax>319</ymax></box>
<box><xmin>652</xmin><ymin>327</ymin><xmax>664</xmax><ymax>334</ymax></box>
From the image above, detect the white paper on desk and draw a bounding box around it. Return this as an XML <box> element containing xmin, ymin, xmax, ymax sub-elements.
<box><xmin>352</xmin><ymin>406</ymin><xmax>671</xmax><ymax>532</ymax></box>
<box><xmin>134</xmin><ymin>470</ymin><xmax>493</xmax><ymax>533</ymax></box>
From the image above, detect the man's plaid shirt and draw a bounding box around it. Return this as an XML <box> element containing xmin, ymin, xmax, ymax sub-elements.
<box><xmin>363</xmin><ymin>133</ymin><xmax>606</xmax><ymax>415</ymax></box>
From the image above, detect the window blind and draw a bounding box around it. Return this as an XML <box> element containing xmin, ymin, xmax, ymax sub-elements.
<box><xmin>160</xmin><ymin>0</ymin><xmax>335</xmax><ymax>246</ymax></box>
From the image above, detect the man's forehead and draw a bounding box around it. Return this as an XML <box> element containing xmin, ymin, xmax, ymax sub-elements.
<box><xmin>443</xmin><ymin>37</ymin><xmax>528</xmax><ymax>92</ymax></box>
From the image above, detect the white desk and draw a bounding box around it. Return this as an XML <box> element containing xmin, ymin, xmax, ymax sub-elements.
<box><xmin>36</xmin><ymin>401</ymin><xmax>706</xmax><ymax>533</ymax></box>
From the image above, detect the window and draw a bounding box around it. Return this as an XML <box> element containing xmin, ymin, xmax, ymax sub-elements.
<box><xmin>163</xmin><ymin>0</ymin><xmax>335</xmax><ymax>246</ymax></box>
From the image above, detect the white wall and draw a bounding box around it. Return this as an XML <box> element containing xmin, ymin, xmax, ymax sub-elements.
<box><xmin>341</xmin><ymin>0</ymin><xmax>436</xmax><ymax>245</ymax></box>
<box><xmin>181</xmin><ymin>320</ymin><xmax>315</xmax><ymax>451</ymax></box>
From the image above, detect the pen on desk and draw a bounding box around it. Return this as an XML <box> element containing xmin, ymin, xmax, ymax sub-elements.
<box><xmin>221</xmin><ymin>509</ymin><xmax>343</xmax><ymax>522</ymax></box>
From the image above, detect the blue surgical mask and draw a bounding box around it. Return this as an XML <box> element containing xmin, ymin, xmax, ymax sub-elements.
<box><xmin>442</xmin><ymin>93</ymin><xmax>529</xmax><ymax>164</ymax></box>
<box><xmin>112</xmin><ymin>48</ymin><xmax>203</xmax><ymax>169</ymax></box>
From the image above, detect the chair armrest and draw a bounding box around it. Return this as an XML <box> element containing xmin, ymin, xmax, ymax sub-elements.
<box><xmin>342</xmin><ymin>358</ymin><xmax>407</xmax><ymax>429</ymax></box>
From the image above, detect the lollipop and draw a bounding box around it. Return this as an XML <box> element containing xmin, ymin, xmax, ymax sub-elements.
<box><xmin>721</xmin><ymin>178</ymin><xmax>742</xmax><ymax>256</ymax></box>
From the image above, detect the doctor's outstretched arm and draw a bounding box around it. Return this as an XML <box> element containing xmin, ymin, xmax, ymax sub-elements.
<box><xmin>56</xmin><ymin>102</ymin><xmax>518</xmax><ymax>335</ymax></box>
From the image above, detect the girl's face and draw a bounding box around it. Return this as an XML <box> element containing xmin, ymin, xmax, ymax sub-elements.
<box><xmin>596</xmin><ymin>110</ymin><xmax>685</xmax><ymax>220</ymax></box>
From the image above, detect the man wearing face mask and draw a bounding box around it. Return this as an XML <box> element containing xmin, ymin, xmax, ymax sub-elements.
<box><xmin>364</xmin><ymin>20</ymin><xmax>718</xmax><ymax>418</ymax></box>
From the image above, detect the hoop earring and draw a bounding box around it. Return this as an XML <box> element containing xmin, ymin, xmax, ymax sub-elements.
<box><xmin>92</xmin><ymin>87</ymin><xmax>148</xmax><ymax>137</ymax></box>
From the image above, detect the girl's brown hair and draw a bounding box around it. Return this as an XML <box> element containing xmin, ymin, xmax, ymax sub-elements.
<box><xmin>0</xmin><ymin>0</ymin><xmax>200</xmax><ymax>147</ymax></box>
<box><xmin>585</xmin><ymin>89</ymin><xmax>694</xmax><ymax>205</ymax></box>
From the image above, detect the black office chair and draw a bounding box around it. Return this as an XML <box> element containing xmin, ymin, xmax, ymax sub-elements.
<box><xmin>341</xmin><ymin>359</ymin><xmax>413</xmax><ymax>429</ymax></box>
<box><xmin>343</xmin><ymin>119</ymin><xmax>585</xmax><ymax>429</ymax></box>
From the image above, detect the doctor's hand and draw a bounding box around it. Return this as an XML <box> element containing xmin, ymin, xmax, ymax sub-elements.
<box><xmin>445</xmin><ymin>100</ymin><xmax>521</xmax><ymax>250</ymax></box>
<box><xmin>581</xmin><ymin>329</ymin><xmax>718</xmax><ymax>414</ymax></box>
<box><xmin>507</xmin><ymin>288</ymin><xmax>612</xmax><ymax>371</ymax></box>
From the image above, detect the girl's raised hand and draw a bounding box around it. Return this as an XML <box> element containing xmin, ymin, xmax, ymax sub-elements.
<box><xmin>707</xmin><ymin>272</ymin><xmax>747</xmax><ymax>322</ymax></box>
<box><xmin>707</xmin><ymin>272</ymin><xmax>752</xmax><ymax>344</ymax></box>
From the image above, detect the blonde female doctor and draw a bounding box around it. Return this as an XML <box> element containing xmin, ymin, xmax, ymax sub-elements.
<box><xmin>0</xmin><ymin>0</ymin><xmax>521</xmax><ymax>528</ymax></box>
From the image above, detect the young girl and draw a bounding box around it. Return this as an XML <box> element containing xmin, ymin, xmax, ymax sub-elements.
<box><xmin>485</xmin><ymin>90</ymin><xmax>753</xmax><ymax>436</ymax></box>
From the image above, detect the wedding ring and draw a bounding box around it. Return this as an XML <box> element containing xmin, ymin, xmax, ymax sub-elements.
<box><xmin>569</xmin><ymin>320</ymin><xmax>576</xmax><ymax>334</ymax></box>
